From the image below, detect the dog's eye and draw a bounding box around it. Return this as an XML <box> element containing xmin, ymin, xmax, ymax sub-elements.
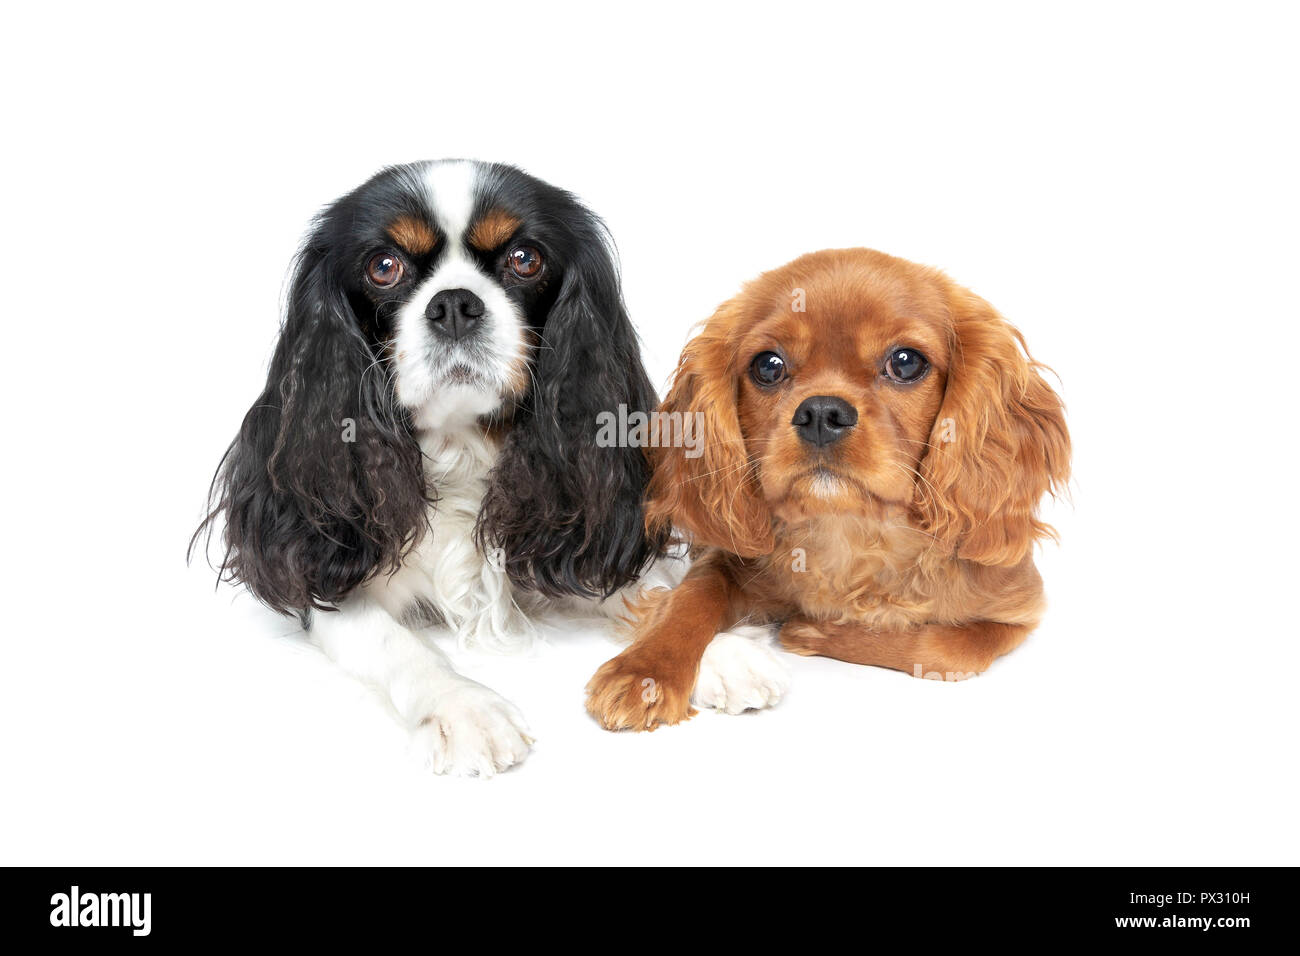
<box><xmin>366</xmin><ymin>252</ymin><xmax>405</xmax><ymax>288</ymax></box>
<box><xmin>508</xmin><ymin>246</ymin><xmax>543</xmax><ymax>279</ymax></box>
<box><xmin>884</xmin><ymin>347</ymin><xmax>929</xmax><ymax>384</ymax></box>
<box><xmin>750</xmin><ymin>351</ymin><xmax>788</xmax><ymax>386</ymax></box>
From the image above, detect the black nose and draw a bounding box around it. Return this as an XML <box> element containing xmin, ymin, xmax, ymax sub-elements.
<box><xmin>425</xmin><ymin>288</ymin><xmax>485</xmax><ymax>341</ymax></box>
<box><xmin>792</xmin><ymin>395</ymin><xmax>858</xmax><ymax>447</ymax></box>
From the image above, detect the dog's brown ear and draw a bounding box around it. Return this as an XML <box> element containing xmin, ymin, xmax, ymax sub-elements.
<box><xmin>917</xmin><ymin>286</ymin><xmax>1071</xmax><ymax>566</ymax></box>
<box><xmin>645</xmin><ymin>302</ymin><xmax>774</xmax><ymax>557</ymax></box>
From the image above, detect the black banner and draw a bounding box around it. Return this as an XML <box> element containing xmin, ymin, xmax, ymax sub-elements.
<box><xmin>4</xmin><ymin>867</ymin><xmax>1287</xmax><ymax>945</ymax></box>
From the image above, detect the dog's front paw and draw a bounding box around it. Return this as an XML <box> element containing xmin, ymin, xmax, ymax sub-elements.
<box><xmin>693</xmin><ymin>626</ymin><xmax>790</xmax><ymax>714</ymax></box>
<box><xmin>411</xmin><ymin>682</ymin><xmax>534</xmax><ymax>777</ymax></box>
<box><xmin>585</xmin><ymin>649</ymin><xmax>695</xmax><ymax>732</ymax></box>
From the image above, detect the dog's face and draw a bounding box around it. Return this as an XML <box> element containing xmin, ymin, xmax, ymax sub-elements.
<box><xmin>731</xmin><ymin>255</ymin><xmax>953</xmax><ymax>523</ymax></box>
<box><xmin>200</xmin><ymin>160</ymin><xmax>666</xmax><ymax>612</ymax></box>
<box><xmin>647</xmin><ymin>248</ymin><xmax>1070</xmax><ymax>566</ymax></box>
<box><xmin>320</xmin><ymin>161</ymin><xmax>590</xmax><ymax>431</ymax></box>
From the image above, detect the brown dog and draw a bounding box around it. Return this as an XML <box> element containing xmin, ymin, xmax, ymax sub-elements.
<box><xmin>587</xmin><ymin>248</ymin><xmax>1070</xmax><ymax>731</ymax></box>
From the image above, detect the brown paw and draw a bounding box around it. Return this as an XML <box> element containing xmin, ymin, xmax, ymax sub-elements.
<box><xmin>585</xmin><ymin>651</ymin><xmax>695</xmax><ymax>732</ymax></box>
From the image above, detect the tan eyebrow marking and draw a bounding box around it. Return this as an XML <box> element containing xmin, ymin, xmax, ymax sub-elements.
<box><xmin>467</xmin><ymin>208</ymin><xmax>523</xmax><ymax>251</ymax></box>
<box><xmin>386</xmin><ymin>215</ymin><xmax>438</xmax><ymax>255</ymax></box>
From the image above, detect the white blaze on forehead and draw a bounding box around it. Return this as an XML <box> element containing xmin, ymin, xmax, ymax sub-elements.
<box><xmin>423</xmin><ymin>160</ymin><xmax>479</xmax><ymax>251</ymax></box>
<box><xmin>390</xmin><ymin>159</ymin><xmax>530</xmax><ymax>432</ymax></box>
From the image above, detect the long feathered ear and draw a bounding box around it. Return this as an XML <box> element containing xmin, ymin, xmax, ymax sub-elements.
<box><xmin>643</xmin><ymin>301</ymin><xmax>774</xmax><ymax>558</ymax></box>
<box><xmin>191</xmin><ymin>244</ymin><xmax>427</xmax><ymax>613</ymax></box>
<box><xmin>477</xmin><ymin>221</ymin><xmax>666</xmax><ymax>598</ymax></box>
<box><xmin>916</xmin><ymin>286</ymin><xmax>1071</xmax><ymax>566</ymax></box>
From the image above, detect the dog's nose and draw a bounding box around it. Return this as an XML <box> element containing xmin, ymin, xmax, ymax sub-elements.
<box><xmin>426</xmin><ymin>288</ymin><xmax>485</xmax><ymax>341</ymax></box>
<box><xmin>792</xmin><ymin>395</ymin><xmax>858</xmax><ymax>447</ymax></box>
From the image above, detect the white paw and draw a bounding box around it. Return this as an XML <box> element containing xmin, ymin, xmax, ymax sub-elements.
<box><xmin>410</xmin><ymin>682</ymin><xmax>534</xmax><ymax>777</ymax></box>
<box><xmin>693</xmin><ymin>626</ymin><xmax>791</xmax><ymax>715</ymax></box>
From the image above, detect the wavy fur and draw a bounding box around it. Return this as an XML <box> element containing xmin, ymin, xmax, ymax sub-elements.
<box><xmin>193</xmin><ymin>241</ymin><xmax>427</xmax><ymax>614</ymax></box>
<box><xmin>477</xmin><ymin>202</ymin><xmax>667</xmax><ymax>597</ymax></box>
<box><xmin>916</xmin><ymin>286</ymin><xmax>1071</xmax><ymax>566</ymax></box>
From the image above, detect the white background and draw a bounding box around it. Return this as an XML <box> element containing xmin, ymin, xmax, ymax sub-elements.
<box><xmin>2</xmin><ymin>1</ymin><xmax>1296</xmax><ymax>866</ymax></box>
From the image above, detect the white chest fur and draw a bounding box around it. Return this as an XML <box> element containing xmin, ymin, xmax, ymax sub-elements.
<box><xmin>360</xmin><ymin>426</ymin><xmax>533</xmax><ymax>652</ymax></box>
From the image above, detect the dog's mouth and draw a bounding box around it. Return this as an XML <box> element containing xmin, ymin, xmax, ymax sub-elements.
<box><xmin>803</xmin><ymin>465</ymin><xmax>858</xmax><ymax>499</ymax></box>
<box><xmin>445</xmin><ymin>363</ymin><xmax>487</xmax><ymax>386</ymax></box>
<box><xmin>771</xmin><ymin>465</ymin><xmax>903</xmax><ymax>521</ymax></box>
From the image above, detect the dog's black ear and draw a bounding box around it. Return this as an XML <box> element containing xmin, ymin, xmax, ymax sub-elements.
<box><xmin>478</xmin><ymin>217</ymin><xmax>667</xmax><ymax>598</ymax></box>
<box><xmin>192</xmin><ymin>241</ymin><xmax>427</xmax><ymax>614</ymax></box>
